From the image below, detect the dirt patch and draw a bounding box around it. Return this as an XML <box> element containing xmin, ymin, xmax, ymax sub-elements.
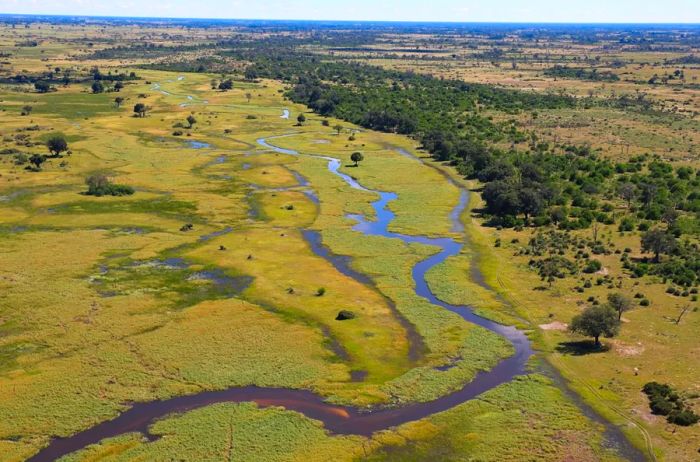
<box><xmin>539</xmin><ymin>321</ymin><xmax>568</xmax><ymax>331</ymax></box>
<box><xmin>613</xmin><ymin>341</ymin><xmax>645</xmax><ymax>357</ymax></box>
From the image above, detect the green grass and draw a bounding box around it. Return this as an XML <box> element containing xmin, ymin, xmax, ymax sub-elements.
<box><xmin>59</xmin><ymin>403</ymin><xmax>364</xmax><ymax>462</ymax></box>
<box><xmin>0</xmin><ymin>91</ymin><xmax>118</xmax><ymax>119</ymax></box>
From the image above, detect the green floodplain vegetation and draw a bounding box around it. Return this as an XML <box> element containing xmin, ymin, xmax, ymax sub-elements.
<box><xmin>0</xmin><ymin>53</ymin><xmax>611</xmax><ymax>462</ymax></box>
<box><xmin>0</xmin><ymin>21</ymin><xmax>697</xmax><ymax>462</ymax></box>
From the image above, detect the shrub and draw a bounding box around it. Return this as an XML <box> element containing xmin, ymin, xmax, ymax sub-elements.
<box><xmin>668</xmin><ymin>410</ymin><xmax>700</xmax><ymax>426</ymax></box>
<box><xmin>643</xmin><ymin>382</ymin><xmax>699</xmax><ymax>426</ymax></box>
<box><xmin>85</xmin><ymin>174</ymin><xmax>134</xmax><ymax>197</ymax></box>
<box><xmin>583</xmin><ymin>259</ymin><xmax>602</xmax><ymax>273</ymax></box>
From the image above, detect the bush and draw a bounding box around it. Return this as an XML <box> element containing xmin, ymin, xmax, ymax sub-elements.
<box><xmin>649</xmin><ymin>396</ymin><xmax>674</xmax><ymax>415</ymax></box>
<box><xmin>85</xmin><ymin>174</ymin><xmax>134</xmax><ymax>197</ymax></box>
<box><xmin>583</xmin><ymin>259</ymin><xmax>602</xmax><ymax>273</ymax></box>
<box><xmin>643</xmin><ymin>382</ymin><xmax>699</xmax><ymax>426</ymax></box>
<box><xmin>668</xmin><ymin>409</ymin><xmax>700</xmax><ymax>426</ymax></box>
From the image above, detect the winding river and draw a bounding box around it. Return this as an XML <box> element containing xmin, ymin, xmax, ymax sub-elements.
<box><xmin>27</xmin><ymin>118</ymin><xmax>645</xmax><ymax>459</ymax></box>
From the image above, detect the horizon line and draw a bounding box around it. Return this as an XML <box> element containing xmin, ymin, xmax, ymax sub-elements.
<box><xmin>0</xmin><ymin>13</ymin><xmax>699</xmax><ymax>26</ymax></box>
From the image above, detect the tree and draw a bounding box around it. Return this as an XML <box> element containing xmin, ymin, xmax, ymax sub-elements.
<box><xmin>186</xmin><ymin>114</ymin><xmax>197</xmax><ymax>128</ymax></box>
<box><xmin>675</xmin><ymin>305</ymin><xmax>694</xmax><ymax>325</ymax></box>
<box><xmin>245</xmin><ymin>92</ymin><xmax>252</xmax><ymax>103</ymax></box>
<box><xmin>34</xmin><ymin>81</ymin><xmax>52</xmax><ymax>93</ymax></box>
<box><xmin>46</xmin><ymin>136</ymin><xmax>68</xmax><ymax>156</ymax></box>
<box><xmin>21</xmin><ymin>105</ymin><xmax>32</xmax><ymax>116</ymax></box>
<box><xmin>218</xmin><ymin>79</ymin><xmax>233</xmax><ymax>91</ymax></box>
<box><xmin>133</xmin><ymin>103</ymin><xmax>148</xmax><ymax>118</ymax></box>
<box><xmin>351</xmin><ymin>151</ymin><xmax>364</xmax><ymax>167</ymax></box>
<box><xmin>334</xmin><ymin>124</ymin><xmax>343</xmax><ymax>135</ymax></box>
<box><xmin>244</xmin><ymin>67</ymin><xmax>258</xmax><ymax>81</ymax></box>
<box><xmin>640</xmin><ymin>183</ymin><xmax>657</xmax><ymax>209</ymax></box>
<box><xmin>85</xmin><ymin>174</ymin><xmax>135</xmax><ymax>197</ymax></box>
<box><xmin>86</xmin><ymin>174</ymin><xmax>109</xmax><ymax>194</ymax></box>
<box><xmin>482</xmin><ymin>181</ymin><xmax>521</xmax><ymax>217</ymax></box>
<box><xmin>29</xmin><ymin>154</ymin><xmax>46</xmax><ymax>170</ymax></box>
<box><xmin>519</xmin><ymin>187</ymin><xmax>545</xmax><ymax>221</ymax></box>
<box><xmin>641</xmin><ymin>228</ymin><xmax>676</xmax><ymax>262</ymax></box>
<box><xmin>114</xmin><ymin>81</ymin><xmax>124</xmax><ymax>92</ymax></box>
<box><xmin>570</xmin><ymin>305</ymin><xmax>621</xmax><ymax>347</ymax></box>
<box><xmin>618</xmin><ymin>182</ymin><xmax>636</xmax><ymax>209</ymax></box>
<box><xmin>91</xmin><ymin>81</ymin><xmax>104</xmax><ymax>94</ymax></box>
<box><xmin>114</xmin><ymin>96</ymin><xmax>124</xmax><ymax>108</ymax></box>
<box><xmin>297</xmin><ymin>114</ymin><xmax>306</xmax><ymax>125</ymax></box>
<box><xmin>607</xmin><ymin>293</ymin><xmax>633</xmax><ymax>320</ymax></box>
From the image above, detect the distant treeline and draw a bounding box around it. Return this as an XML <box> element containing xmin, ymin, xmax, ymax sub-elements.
<box><xmin>133</xmin><ymin>32</ymin><xmax>700</xmax><ymax>285</ymax></box>
<box><xmin>544</xmin><ymin>66</ymin><xmax>620</xmax><ymax>82</ymax></box>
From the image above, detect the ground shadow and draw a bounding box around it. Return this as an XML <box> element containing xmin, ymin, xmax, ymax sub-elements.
<box><xmin>556</xmin><ymin>340</ymin><xmax>610</xmax><ymax>356</ymax></box>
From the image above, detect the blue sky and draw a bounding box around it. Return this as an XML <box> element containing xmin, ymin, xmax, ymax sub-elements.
<box><xmin>0</xmin><ymin>0</ymin><xmax>698</xmax><ymax>23</ymax></box>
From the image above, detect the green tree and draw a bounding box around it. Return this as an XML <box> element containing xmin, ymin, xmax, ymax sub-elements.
<box><xmin>34</xmin><ymin>81</ymin><xmax>51</xmax><ymax>93</ymax></box>
<box><xmin>350</xmin><ymin>151</ymin><xmax>364</xmax><ymax>167</ymax></box>
<box><xmin>334</xmin><ymin>124</ymin><xmax>343</xmax><ymax>135</ymax></box>
<box><xmin>186</xmin><ymin>114</ymin><xmax>197</xmax><ymax>128</ymax></box>
<box><xmin>46</xmin><ymin>136</ymin><xmax>68</xmax><ymax>157</ymax></box>
<box><xmin>570</xmin><ymin>305</ymin><xmax>620</xmax><ymax>347</ymax></box>
<box><xmin>114</xmin><ymin>97</ymin><xmax>124</xmax><ymax>108</ymax></box>
<box><xmin>91</xmin><ymin>81</ymin><xmax>104</xmax><ymax>94</ymax></box>
<box><xmin>641</xmin><ymin>228</ymin><xmax>676</xmax><ymax>262</ymax></box>
<box><xmin>607</xmin><ymin>292</ymin><xmax>633</xmax><ymax>320</ymax></box>
<box><xmin>28</xmin><ymin>154</ymin><xmax>46</xmax><ymax>170</ymax></box>
<box><xmin>297</xmin><ymin>114</ymin><xmax>306</xmax><ymax>125</ymax></box>
<box><xmin>133</xmin><ymin>103</ymin><xmax>148</xmax><ymax>118</ymax></box>
<box><xmin>114</xmin><ymin>81</ymin><xmax>124</xmax><ymax>92</ymax></box>
<box><xmin>519</xmin><ymin>187</ymin><xmax>544</xmax><ymax>221</ymax></box>
<box><xmin>218</xmin><ymin>79</ymin><xmax>233</xmax><ymax>91</ymax></box>
<box><xmin>244</xmin><ymin>67</ymin><xmax>258</xmax><ymax>81</ymax></box>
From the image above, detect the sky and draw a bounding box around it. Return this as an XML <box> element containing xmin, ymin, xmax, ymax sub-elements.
<box><xmin>0</xmin><ymin>0</ymin><xmax>699</xmax><ymax>24</ymax></box>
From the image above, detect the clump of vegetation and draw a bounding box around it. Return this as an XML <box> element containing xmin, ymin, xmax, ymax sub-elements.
<box><xmin>133</xmin><ymin>103</ymin><xmax>149</xmax><ymax>117</ymax></box>
<box><xmin>34</xmin><ymin>81</ymin><xmax>54</xmax><ymax>93</ymax></box>
<box><xmin>335</xmin><ymin>310</ymin><xmax>355</xmax><ymax>321</ymax></box>
<box><xmin>530</xmin><ymin>256</ymin><xmax>576</xmax><ymax>287</ymax></box>
<box><xmin>544</xmin><ymin>66</ymin><xmax>619</xmax><ymax>82</ymax></box>
<box><xmin>46</xmin><ymin>135</ymin><xmax>68</xmax><ymax>157</ymax></box>
<box><xmin>91</xmin><ymin>81</ymin><xmax>105</xmax><ymax>94</ymax></box>
<box><xmin>218</xmin><ymin>79</ymin><xmax>233</xmax><ymax>90</ymax></box>
<box><xmin>643</xmin><ymin>382</ymin><xmax>699</xmax><ymax>426</ymax></box>
<box><xmin>85</xmin><ymin>174</ymin><xmax>134</xmax><ymax>197</ymax></box>
<box><xmin>27</xmin><ymin>153</ymin><xmax>46</xmax><ymax>171</ymax></box>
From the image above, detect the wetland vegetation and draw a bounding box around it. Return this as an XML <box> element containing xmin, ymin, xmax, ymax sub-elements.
<box><xmin>0</xmin><ymin>13</ymin><xmax>697</xmax><ymax>462</ymax></box>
